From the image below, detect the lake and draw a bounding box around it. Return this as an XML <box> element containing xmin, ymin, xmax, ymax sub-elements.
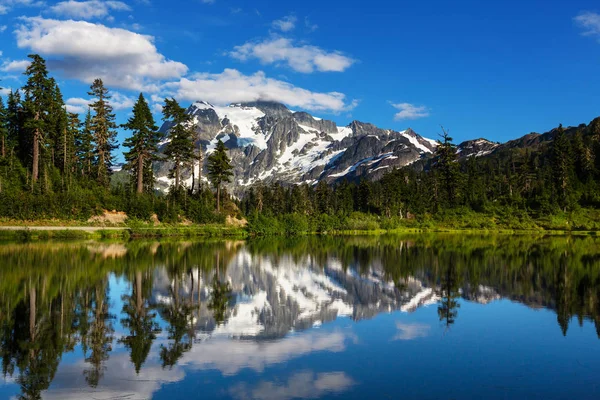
<box><xmin>0</xmin><ymin>234</ymin><xmax>599</xmax><ymax>399</ymax></box>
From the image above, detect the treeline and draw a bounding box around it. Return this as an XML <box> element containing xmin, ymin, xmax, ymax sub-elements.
<box><xmin>242</xmin><ymin>127</ymin><xmax>600</xmax><ymax>233</ymax></box>
<box><xmin>0</xmin><ymin>54</ymin><xmax>234</xmax><ymax>222</ymax></box>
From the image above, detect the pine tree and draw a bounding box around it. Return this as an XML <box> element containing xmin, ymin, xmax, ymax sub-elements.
<box><xmin>22</xmin><ymin>54</ymin><xmax>51</xmax><ymax>188</ymax></box>
<box><xmin>66</xmin><ymin>112</ymin><xmax>81</xmax><ymax>174</ymax></box>
<box><xmin>162</xmin><ymin>98</ymin><xmax>194</xmax><ymax>191</ymax></box>
<box><xmin>6</xmin><ymin>90</ymin><xmax>22</xmax><ymax>160</ymax></box>
<box><xmin>122</xmin><ymin>94</ymin><xmax>160</xmax><ymax>194</ymax></box>
<box><xmin>435</xmin><ymin>127</ymin><xmax>460</xmax><ymax>206</ymax></box>
<box><xmin>551</xmin><ymin>124</ymin><xmax>574</xmax><ymax>211</ymax></box>
<box><xmin>75</xmin><ymin>109</ymin><xmax>95</xmax><ymax>177</ymax></box>
<box><xmin>0</xmin><ymin>97</ymin><xmax>7</xmax><ymax>158</ymax></box>
<box><xmin>88</xmin><ymin>79</ymin><xmax>117</xmax><ymax>188</ymax></box>
<box><xmin>206</xmin><ymin>139</ymin><xmax>233</xmax><ymax>212</ymax></box>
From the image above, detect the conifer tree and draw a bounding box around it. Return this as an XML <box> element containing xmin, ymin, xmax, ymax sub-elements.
<box><xmin>22</xmin><ymin>54</ymin><xmax>51</xmax><ymax>188</ymax></box>
<box><xmin>551</xmin><ymin>124</ymin><xmax>574</xmax><ymax>210</ymax></box>
<box><xmin>66</xmin><ymin>112</ymin><xmax>81</xmax><ymax>174</ymax></box>
<box><xmin>162</xmin><ymin>98</ymin><xmax>194</xmax><ymax>191</ymax></box>
<box><xmin>6</xmin><ymin>90</ymin><xmax>22</xmax><ymax>159</ymax></box>
<box><xmin>76</xmin><ymin>109</ymin><xmax>95</xmax><ymax>177</ymax></box>
<box><xmin>435</xmin><ymin>127</ymin><xmax>460</xmax><ymax>206</ymax></box>
<box><xmin>0</xmin><ymin>97</ymin><xmax>7</xmax><ymax>158</ymax></box>
<box><xmin>88</xmin><ymin>79</ymin><xmax>117</xmax><ymax>187</ymax></box>
<box><xmin>122</xmin><ymin>94</ymin><xmax>160</xmax><ymax>194</ymax></box>
<box><xmin>207</xmin><ymin>139</ymin><xmax>233</xmax><ymax>212</ymax></box>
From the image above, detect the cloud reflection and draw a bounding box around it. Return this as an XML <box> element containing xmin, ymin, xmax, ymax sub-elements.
<box><xmin>229</xmin><ymin>371</ymin><xmax>355</xmax><ymax>400</ymax></box>
<box><xmin>392</xmin><ymin>322</ymin><xmax>431</xmax><ymax>341</ymax></box>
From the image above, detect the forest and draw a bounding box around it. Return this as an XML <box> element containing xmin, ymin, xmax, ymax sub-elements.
<box><xmin>1</xmin><ymin>54</ymin><xmax>600</xmax><ymax>234</ymax></box>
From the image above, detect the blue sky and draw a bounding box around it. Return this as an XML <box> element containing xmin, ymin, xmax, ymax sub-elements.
<box><xmin>1</xmin><ymin>0</ymin><xmax>600</xmax><ymax>153</ymax></box>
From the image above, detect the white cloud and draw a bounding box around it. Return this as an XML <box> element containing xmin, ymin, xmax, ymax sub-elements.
<box><xmin>0</xmin><ymin>0</ymin><xmax>44</xmax><ymax>14</ymax></box>
<box><xmin>230</xmin><ymin>371</ymin><xmax>354</xmax><ymax>400</ymax></box>
<box><xmin>66</xmin><ymin>91</ymin><xmax>135</xmax><ymax>113</ymax></box>
<box><xmin>201</xmin><ymin>0</ymin><xmax>215</xmax><ymax>3</ymax></box>
<box><xmin>391</xmin><ymin>102</ymin><xmax>430</xmax><ymax>120</ymax></box>
<box><xmin>230</xmin><ymin>38</ymin><xmax>355</xmax><ymax>73</ymax></box>
<box><xmin>272</xmin><ymin>15</ymin><xmax>296</xmax><ymax>32</ymax></box>
<box><xmin>164</xmin><ymin>69</ymin><xmax>356</xmax><ymax>113</ymax></box>
<box><xmin>0</xmin><ymin>25</ymin><xmax>7</xmax><ymax>32</ymax></box>
<box><xmin>574</xmin><ymin>12</ymin><xmax>600</xmax><ymax>39</ymax></box>
<box><xmin>15</xmin><ymin>17</ymin><xmax>188</xmax><ymax>91</ymax></box>
<box><xmin>50</xmin><ymin>1</ymin><xmax>131</xmax><ymax>20</ymax></box>
<box><xmin>0</xmin><ymin>87</ymin><xmax>11</xmax><ymax>96</ymax></box>
<box><xmin>392</xmin><ymin>322</ymin><xmax>431</xmax><ymax>341</ymax></box>
<box><xmin>0</xmin><ymin>59</ymin><xmax>30</xmax><ymax>72</ymax></box>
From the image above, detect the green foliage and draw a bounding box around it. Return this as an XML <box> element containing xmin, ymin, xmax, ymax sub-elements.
<box><xmin>122</xmin><ymin>94</ymin><xmax>160</xmax><ymax>194</ymax></box>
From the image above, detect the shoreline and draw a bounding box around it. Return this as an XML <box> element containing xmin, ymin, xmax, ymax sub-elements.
<box><xmin>0</xmin><ymin>224</ymin><xmax>597</xmax><ymax>242</ymax></box>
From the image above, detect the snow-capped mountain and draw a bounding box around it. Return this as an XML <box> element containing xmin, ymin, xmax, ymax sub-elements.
<box><xmin>155</xmin><ymin>101</ymin><xmax>438</xmax><ymax>192</ymax></box>
<box><xmin>150</xmin><ymin>247</ymin><xmax>501</xmax><ymax>340</ymax></box>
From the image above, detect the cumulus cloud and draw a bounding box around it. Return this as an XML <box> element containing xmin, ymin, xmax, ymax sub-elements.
<box><xmin>15</xmin><ymin>17</ymin><xmax>188</xmax><ymax>91</ymax></box>
<box><xmin>49</xmin><ymin>0</ymin><xmax>131</xmax><ymax>20</ymax></box>
<box><xmin>0</xmin><ymin>0</ymin><xmax>44</xmax><ymax>14</ymax></box>
<box><xmin>574</xmin><ymin>12</ymin><xmax>600</xmax><ymax>39</ymax></box>
<box><xmin>392</xmin><ymin>322</ymin><xmax>431</xmax><ymax>341</ymax></box>
<box><xmin>164</xmin><ymin>69</ymin><xmax>356</xmax><ymax>113</ymax></box>
<box><xmin>230</xmin><ymin>38</ymin><xmax>355</xmax><ymax>73</ymax></box>
<box><xmin>66</xmin><ymin>91</ymin><xmax>136</xmax><ymax>113</ymax></box>
<box><xmin>0</xmin><ymin>59</ymin><xmax>30</xmax><ymax>72</ymax></box>
<box><xmin>272</xmin><ymin>15</ymin><xmax>297</xmax><ymax>32</ymax></box>
<box><xmin>230</xmin><ymin>371</ymin><xmax>354</xmax><ymax>400</ymax></box>
<box><xmin>0</xmin><ymin>25</ymin><xmax>7</xmax><ymax>32</ymax></box>
<box><xmin>391</xmin><ymin>102</ymin><xmax>430</xmax><ymax>120</ymax></box>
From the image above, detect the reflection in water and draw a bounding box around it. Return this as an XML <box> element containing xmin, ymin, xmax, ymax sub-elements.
<box><xmin>0</xmin><ymin>235</ymin><xmax>599</xmax><ymax>399</ymax></box>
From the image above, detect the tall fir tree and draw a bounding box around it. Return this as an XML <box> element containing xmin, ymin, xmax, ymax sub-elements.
<box><xmin>22</xmin><ymin>54</ymin><xmax>51</xmax><ymax>188</ymax></box>
<box><xmin>76</xmin><ymin>109</ymin><xmax>95</xmax><ymax>177</ymax></box>
<box><xmin>88</xmin><ymin>79</ymin><xmax>117</xmax><ymax>188</ymax></box>
<box><xmin>122</xmin><ymin>94</ymin><xmax>160</xmax><ymax>194</ymax></box>
<box><xmin>162</xmin><ymin>98</ymin><xmax>194</xmax><ymax>191</ymax></box>
<box><xmin>206</xmin><ymin>139</ymin><xmax>233</xmax><ymax>212</ymax></box>
<box><xmin>551</xmin><ymin>124</ymin><xmax>574</xmax><ymax>211</ymax></box>
<box><xmin>434</xmin><ymin>128</ymin><xmax>460</xmax><ymax>206</ymax></box>
<box><xmin>0</xmin><ymin>96</ymin><xmax>7</xmax><ymax>158</ymax></box>
<box><xmin>6</xmin><ymin>90</ymin><xmax>22</xmax><ymax>160</ymax></box>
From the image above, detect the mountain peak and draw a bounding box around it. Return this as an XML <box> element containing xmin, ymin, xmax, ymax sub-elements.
<box><xmin>239</xmin><ymin>101</ymin><xmax>291</xmax><ymax>117</ymax></box>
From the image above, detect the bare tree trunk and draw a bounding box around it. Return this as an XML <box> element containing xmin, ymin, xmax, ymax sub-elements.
<box><xmin>137</xmin><ymin>155</ymin><xmax>144</xmax><ymax>194</ymax></box>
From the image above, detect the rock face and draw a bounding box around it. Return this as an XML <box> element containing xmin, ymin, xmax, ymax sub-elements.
<box><xmin>456</xmin><ymin>138</ymin><xmax>500</xmax><ymax>159</ymax></box>
<box><xmin>154</xmin><ymin>101</ymin><xmax>438</xmax><ymax>192</ymax></box>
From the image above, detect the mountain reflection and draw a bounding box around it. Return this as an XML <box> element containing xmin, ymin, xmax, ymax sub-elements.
<box><xmin>0</xmin><ymin>235</ymin><xmax>599</xmax><ymax>399</ymax></box>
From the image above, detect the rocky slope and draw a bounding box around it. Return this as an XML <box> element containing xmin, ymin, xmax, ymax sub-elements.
<box><xmin>155</xmin><ymin>101</ymin><xmax>438</xmax><ymax>192</ymax></box>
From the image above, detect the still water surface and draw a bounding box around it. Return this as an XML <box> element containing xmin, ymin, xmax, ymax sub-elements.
<box><xmin>0</xmin><ymin>235</ymin><xmax>599</xmax><ymax>399</ymax></box>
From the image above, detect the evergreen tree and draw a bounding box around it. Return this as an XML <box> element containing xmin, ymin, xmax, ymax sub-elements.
<box><xmin>75</xmin><ymin>109</ymin><xmax>95</xmax><ymax>178</ymax></box>
<box><xmin>206</xmin><ymin>139</ymin><xmax>233</xmax><ymax>212</ymax></box>
<box><xmin>122</xmin><ymin>94</ymin><xmax>160</xmax><ymax>194</ymax></box>
<box><xmin>66</xmin><ymin>112</ymin><xmax>81</xmax><ymax>174</ymax></box>
<box><xmin>162</xmin><ymin>98</ymin><xmax>194</xmax><ymax>191</ymax></box>
<box><xmin>88</xmin><ymin>79</ymin><xmax>117</xmax><ymax>188</ymax></box>
<box><xmin>435</xmin><ymin>128</ymin><xmax>460</xmax><ymax>206</ymax></box>
<box><xmin>6</xmin><ymin>90</ymin><xmax>22</xmax><ymax>160</ymax></box>
<box><xmin>0</xmin><ymin>97</ymin><xmax>7</xmax><ymax>158</ymax></box>
<box><xmin>22</xmin><ymin>54</ymin><xmax>51</xmax><ymax>188</ymax></box>
<box><xmin>551</xmin><ymin>124</ymin><xmax>574</xmax><ymax>210</ymax></box>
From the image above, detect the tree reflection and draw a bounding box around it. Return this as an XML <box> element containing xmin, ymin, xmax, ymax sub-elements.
<box><xmin>82</xmin><ymin>281</ymin><xmax>115</xmax><ymax>387</ymax></box>
<box><xmin>119</xmin><ymin>269</ymin><xmax>161</xmax><ymax>374</ymax></box>
<box><xmin>437</xmin><ymin>257</ymin><xmax>462</xmax><ymax>329</ymax></box>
